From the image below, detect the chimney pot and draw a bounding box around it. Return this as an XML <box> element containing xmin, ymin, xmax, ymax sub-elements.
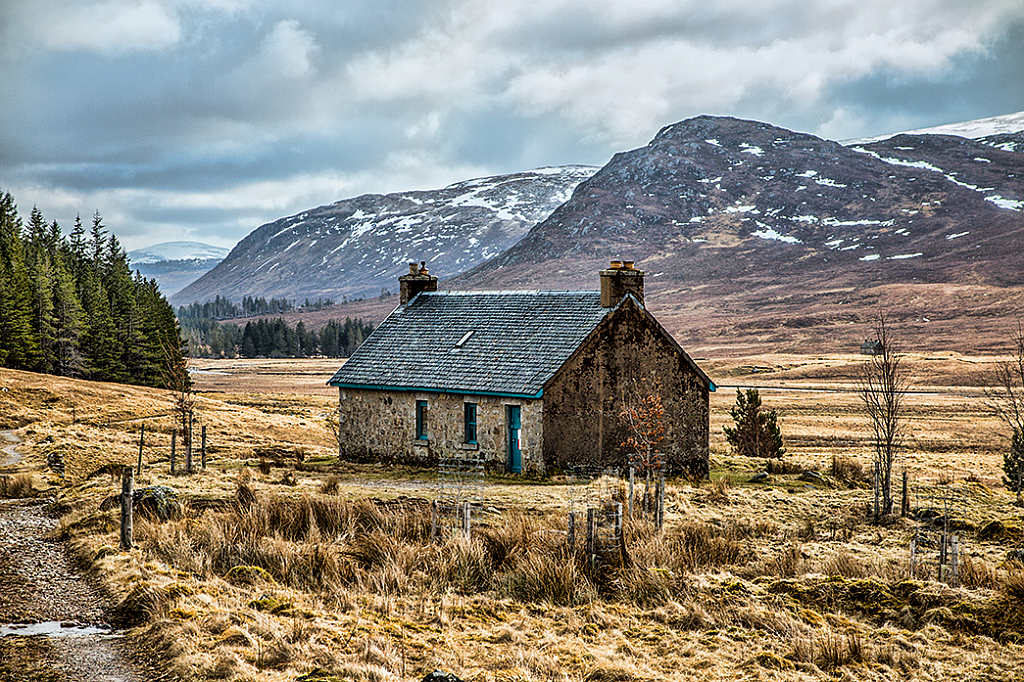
<box><xmin>399</xmin><ymin>261</ymin><xmax>438</xmax><ymax>305</ymax></box>
<box><xmin>600</xmin><ymin>259</ymin><xmax>644</xmax><ymax>307</ymax></box>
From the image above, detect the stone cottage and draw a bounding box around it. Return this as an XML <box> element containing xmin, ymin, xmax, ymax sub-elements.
<box><xmin>327</xmin><ymin>261</ymin><xmax>715</xmax><ymax>475</ymax></box>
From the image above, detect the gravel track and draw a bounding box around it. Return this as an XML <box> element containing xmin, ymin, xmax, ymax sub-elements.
<box><xmin>0</xmin><ymin>490</ymin><xmax>150</xmax><ymax>680</ymax></box>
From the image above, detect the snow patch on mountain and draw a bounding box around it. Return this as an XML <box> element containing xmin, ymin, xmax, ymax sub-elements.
<box><xmin>128</xmin><ymin>241</ymin><xmax>229</xmax><ymax>265</ymax></box>
<box><xmin>844</xmin><ymin>110</ymin><xmax>1024</xmax><ymax>145</ymax></box>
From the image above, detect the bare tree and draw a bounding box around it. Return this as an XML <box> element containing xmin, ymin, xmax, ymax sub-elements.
<box><xmin>619</xmin><ymin>379</ymin><xmax>666</xmax><ymax>518</ymax></box>
<box><xmin>326</xmin><ymin>403</ymin><xmax>343</xmax><ymax>460</ymax></box>
<box><xmin>986</xmin><ymin>322</ymin><xmax>1024</xmax><ymax>505</ymax></box>
<box><xmin>857</xmin><ymin>314</ymin><xmax>908</xmax><ymax>518</ymax></box>
<box><xmin>162</xmin><ymin>335</ymin><xmax>195</xmax><ymax>473</ymax></box>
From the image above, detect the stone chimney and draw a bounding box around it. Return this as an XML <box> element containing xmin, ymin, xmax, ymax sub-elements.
<box><xmin>600</xmin><ymin>260</ymin><xmax>644</xmax><ymax>307</ymax></box>
<box><xmin>399</xmin><ymin>261</ymin><xmax>438</xmax><ymax>305</ymax></box>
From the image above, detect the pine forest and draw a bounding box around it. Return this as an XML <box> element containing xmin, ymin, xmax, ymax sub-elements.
<box><xmin>0</xmin><ymin>190</ymin><xmax>186</xmax><ymax>387</ymax></box>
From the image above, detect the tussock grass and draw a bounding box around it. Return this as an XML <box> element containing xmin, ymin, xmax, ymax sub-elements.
<box><xmin>0</xmin><ymin>472</ymin><xmax>35</xmax><ymax>498</ymax></box>
<box><xmin>13</xmin><ymin>361</ymin><xmax>1024</xmax><ymax>682</ymax></box>
<box><xmin>829</xmin><ymin>454</ymin><xmax>867</xmax><ymax>484</ymax></box>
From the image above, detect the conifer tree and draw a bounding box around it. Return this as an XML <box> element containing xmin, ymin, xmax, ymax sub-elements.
<box><xmin>0</xmin><ymin>191</ymin><xmax>41</xmax><ymax>369</ymax></box>
<box><xmin>724</xmin><ymin>388</ymin><xmax>786</xmax><ymax>459</ymax></box>
<box><xmin>51</xmin><ymin>248</ymin><xmax>86</xmax><ymax>377</ymax></box>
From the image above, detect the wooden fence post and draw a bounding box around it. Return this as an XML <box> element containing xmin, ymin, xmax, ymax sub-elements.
<box><xmin>120</xmin><ymin>466</ymin><xmax>134</xmax><ymax>550</ymax></box>
<box><xmin>909</xmin><ymin>532</ymin><xmax>917</xmax><ymax>578</ymax></box>
<box><xmin>586</xmin><ymin>508</ymin><xmax>596</xmax><ymax>560</ymax></box>
<box><xmin>171</xmin><ymin>429</ymin><xmax>177</xmax><ymax>474</ymax></box>
<box><xmin>872</xmin><ymin>460</ymin><xmax>880</xmax><ymax>521</ymax></box>
<box><xmin>201</xmin><ymin>425</ymin><xmax>207</xmax><ymax>469</ymax></box>
<box><xmin>939</xmin><ymin>532</ymin><xmax>949</xmax><ymax>583</ymax></box>
<box><xmin>461</xmin><ymin>502</ymin><xmax>471</xmax><ymax>540</ymax></box>
<box><xmin>614</xmin><ymin>502</ymin><xmax>623</xmax><ymax>544</ymax></box>
<box><xmin>136</xmin><ymin>424</ymin><xmax>145</xmax><ymax>477</ymax></box>
<box><xmin>430</xmin><ymin>500</ymin><xmax>438</xmax><ymax>543</ymax></box>
<box><xmin>657</xmin><ymin>471</ymin><xmax>666</xmax><ymax>529</ymax></box>
<box><xmin>567</xmin><ymin>512</ymin><xmax>576</xmax><ymax>552</ymax></box>
<box><xmin>946</xmin><ymin>532</ymin><xmax>954</xmax><ymax>585</ymax></box>
<box><xmin>901</xmin><ymin>470</ymin><xmax>909</xmax><ymax>517</ymax></box>
<box><xmin>185</xmin><ymin>417</ymin><xmax>193</xmax><ymax>474</ymax></box>
<box><xmin>628</xmin><ymin>466</ymin><xmax>634</xmax><ymax>521</ymax></box>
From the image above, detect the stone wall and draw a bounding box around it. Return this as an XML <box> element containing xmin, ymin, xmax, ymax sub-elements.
<box><xmin>336</xmin><ymin>388</ymin><xmax>544</xmax><ymax>471</ymax></box>
<box><xmin>542</xmin><ymin>298</ymin><xmax>710</xmax><ymax>476</ymax></box>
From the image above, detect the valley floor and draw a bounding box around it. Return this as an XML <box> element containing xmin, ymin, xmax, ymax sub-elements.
<box><xmin>1</xmin><ymin>355</ymin><xmax>1022</xmax><ymax>681</ymax></box>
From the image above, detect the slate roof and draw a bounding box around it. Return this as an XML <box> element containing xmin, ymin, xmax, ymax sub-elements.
<box><xmin>328</xmin><ymin>290</ymin><xmax>612</xmax><ymax>397</ymax></box>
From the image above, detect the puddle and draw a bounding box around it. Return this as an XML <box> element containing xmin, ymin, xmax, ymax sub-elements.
<box><xmin>0</xmin><ymin>621</ymin><xmax>115</xmax><ymax>638</ymax></box>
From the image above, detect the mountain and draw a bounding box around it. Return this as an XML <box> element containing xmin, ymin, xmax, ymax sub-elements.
<box><xmin>128</xmin><ymin>241</ymin><xmax>229</xmax><ymax>297</ymax></box>
<box><xmin>169</xmin><ymin>166</ymin><xmax>597</xmax><ymax>306</ymax></box>
<box><xmin>169</xmin><ymin>113</ymin><xmax>1024</xmax><ymax>354</ymax></box>
<box><xmin>128</xmin><ymin>241</ymin><xmax>230</xmax><ymax>264</ymax></box>
<box><xmin>846</xmin><ymin>110</ymin><xmax>1024</xmax><ymax>144</ymax></box>
<box><xmin>451</xmin><ymin>115</ymin><xmax>1024</xmax><ymax>353</ymax></box>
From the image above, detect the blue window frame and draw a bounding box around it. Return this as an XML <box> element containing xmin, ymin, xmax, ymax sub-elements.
<box><xmin>464</xmin><ymin>403</ymin><xmax>477</xmax><ymax>444</ymax></box>
<box><xmin>416</xmin><ymin>400</ymin><xmax>428</xmax><ymax>440</ymax></box>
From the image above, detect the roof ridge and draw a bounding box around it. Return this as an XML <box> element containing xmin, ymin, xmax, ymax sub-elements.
<box><xmin>422</xmin><ymin>289</ymin><xmax>598</xmax><ymax>296</ymax></box>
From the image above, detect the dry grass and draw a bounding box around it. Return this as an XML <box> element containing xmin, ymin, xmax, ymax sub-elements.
<box><xmin>0</xmin><ymin>472</ymin><xmax>35</xmax><ymax>498</ymax></box>
<box><xmin>6</xmin><ymin>355</ymin><xmax>1024</xmax><ymax>682</ymax></box>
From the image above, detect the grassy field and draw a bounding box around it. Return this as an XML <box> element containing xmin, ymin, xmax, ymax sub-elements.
<box><xmin>1</xmin><ymin>354</ymin><xmax>1023</xmax><ymax>682</ymax></box>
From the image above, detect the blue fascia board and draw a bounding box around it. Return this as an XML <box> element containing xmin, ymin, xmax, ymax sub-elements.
<box><xmin>329</xmin><ymin>381</ymin><xmax>544</xmax><ymax>400</ymax></box>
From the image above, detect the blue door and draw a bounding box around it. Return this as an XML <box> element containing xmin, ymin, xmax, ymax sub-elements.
<box><xmin>507</xmin><ymin>405</ymin><xmax>522</xmax><ymax>473</ymax></box>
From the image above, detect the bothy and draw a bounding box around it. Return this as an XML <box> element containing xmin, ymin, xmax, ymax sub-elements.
<box><xmin>328</xmin><ymin>261</ymin><xmax>714</xmax><ymax>475</ymax></box>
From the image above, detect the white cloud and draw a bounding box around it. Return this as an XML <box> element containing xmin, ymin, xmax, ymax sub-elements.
<box><xmin>24</xmin><ymin>1</ymin><xmax>182</xmax><ymax>54</ymax></box>
<box><xmin>250</xmin><ymin>19</ymin><xmax>319</xmax><ymax>81</ymax></box>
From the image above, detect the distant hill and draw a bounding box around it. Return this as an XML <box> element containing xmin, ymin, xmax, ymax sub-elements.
<box><xmin>169</xmin><ymin>166</ymin><xmax>597</xmax><ymax>306</ymax></box>
<box><xmin>128</xmin><ymin>241</ymin><xmax>229</xmax><ymax>296</ymax></box>
<box><xmin>167</xmin><ymin>112</ymin><xmax>1024</xmax><ymax>354</ymax></box>
<box><xmin>450</xmin><ymin>115</ymin><xmax>1024</xmax><ymax>353</ymax></box>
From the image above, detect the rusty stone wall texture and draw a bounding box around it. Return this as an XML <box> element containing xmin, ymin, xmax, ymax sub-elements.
<box><xmin>541</xmin><ymin>298</ymin><xmax>710</xmax><ymax>476</ymax></box>
<box><xmin>337</xmin><ymin>388</ymin><xmax>543</xmax><ymax>471</ymax></box>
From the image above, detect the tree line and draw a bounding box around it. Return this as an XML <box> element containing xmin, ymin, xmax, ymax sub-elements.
<box><xmin>176</xmin><ymin>295</ymin><xmax>335</xmax><ymax>321</ymax></box>
<box><xmin>0</xmin><ymin>190</ymin><xmax>186</xmax><ymax>387</ymax></box>
<box><xmin>180</xmin><ymin>316</ymin><xmax>373</xmax><ymax>359</ymax></box>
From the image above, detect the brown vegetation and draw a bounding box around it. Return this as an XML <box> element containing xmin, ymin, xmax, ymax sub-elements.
<box><xmin>3</xmin><ymin>355</ymin><xmax>1024</xmax><ymax>681</ymax></box>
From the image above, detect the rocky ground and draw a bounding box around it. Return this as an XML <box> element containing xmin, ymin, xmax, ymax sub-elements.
<box><xmin>0</xmin><ymin>494</ymin><xmax>150</xmax><ymax>681</ymax></box>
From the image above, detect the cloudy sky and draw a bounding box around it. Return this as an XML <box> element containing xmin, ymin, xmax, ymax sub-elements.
<box><xmin>2</xmin><ymin>0</ymin><xmax>1023</xmax><ymax>251</ymax></box>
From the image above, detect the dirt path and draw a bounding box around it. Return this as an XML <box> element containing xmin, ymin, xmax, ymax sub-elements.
<box><xmin>0</xmin><ymin>497</ymin><xmax>151</xmax><ymax>682</ymax></box>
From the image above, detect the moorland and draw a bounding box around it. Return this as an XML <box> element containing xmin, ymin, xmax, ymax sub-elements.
<box><xmin>1</xmin><ymin>353</ymin><xmax>1023</xmax><ymax>682</ymax></box>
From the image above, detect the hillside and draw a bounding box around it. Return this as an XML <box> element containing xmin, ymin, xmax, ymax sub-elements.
<box><xmin>170</xmin><ymin>113</ymin><xmax>1024</xmax><ymax>355</ymax></box>
<box><xmin>170</xmin><ymin>166</ymin><xmax>597</xmax><ymax>306</ymax></box>
<box><xmin>451</xmin><ymin>116</ymin><xmax>1024</xmax><ymax>354</ymax></box>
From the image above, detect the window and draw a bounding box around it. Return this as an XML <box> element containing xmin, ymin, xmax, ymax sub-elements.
<box><xmin>464</xmin><ymin>403</ymin><xmax>477</xmax><ymax>444</ymax></box>
<box><xmin>416</xmin><ymin>400</ymin><xmax>428</xmax><ymax>441</ymax></box>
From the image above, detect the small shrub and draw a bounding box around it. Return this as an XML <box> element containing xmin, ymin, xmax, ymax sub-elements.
<box><xmin>724</xmin><ymin>388</ymin><xmax>785</xmax><ymax>459</ymax></box>
<box><xmin>1000</xmin><ymin>567</ymin><xmax>1024</xmax><ymax>602</ymax></box>
<box><xmin>765</xmin><ymin>542</ymin><xmax>804</xmax><ymax>577</ymax></box>
<box><xmin>959</xmin><ymin>555</ymin><xmax>998</xmax><ymax>589</ymax></box>
<box><xmin>224</xmin><ymin>565</ymin><xmax>275</xmax><ymax>586</ymax></box>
